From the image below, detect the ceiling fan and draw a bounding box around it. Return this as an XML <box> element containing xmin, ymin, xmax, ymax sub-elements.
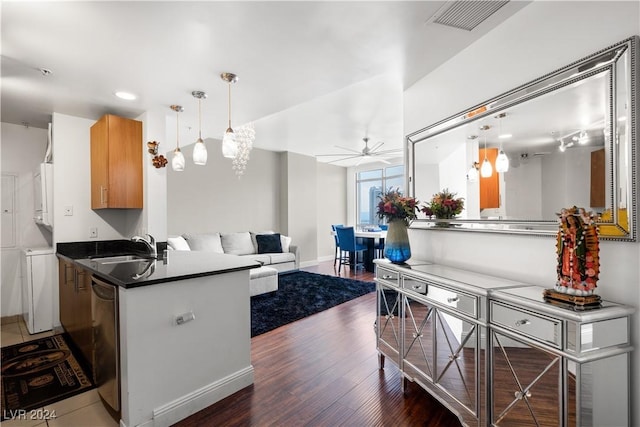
<box><xmin>316</xmin><ymin>137</ymin><xmax>402</xmax><ymax>166</ymax></box>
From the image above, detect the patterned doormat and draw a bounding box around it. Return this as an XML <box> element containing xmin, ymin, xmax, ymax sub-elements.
<box><xmin>1</xmin><ymin>334</ymin><xmax>94</xmax><ymax>420</ymax></box>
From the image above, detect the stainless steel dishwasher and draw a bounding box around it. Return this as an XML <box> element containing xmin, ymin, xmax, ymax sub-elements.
<box><xmin>91</xmin><ymin>276</ymin><xmax>120</xmax><ymax>414</ymax></box>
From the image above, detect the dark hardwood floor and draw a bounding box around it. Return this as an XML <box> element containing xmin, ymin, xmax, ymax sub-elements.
<box><xmin>175</xmin><ymin>261</ymin><xmax>462</xmax><ymax>427</ymax></box>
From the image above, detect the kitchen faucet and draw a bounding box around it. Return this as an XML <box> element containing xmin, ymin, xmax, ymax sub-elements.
<box><xmin>131</xmin><ymin>234</ymin><xmax>157</xmax><ymax>259</ymax></box>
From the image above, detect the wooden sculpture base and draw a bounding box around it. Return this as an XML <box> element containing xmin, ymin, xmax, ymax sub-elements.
<box><xmin>543</xmin><ymin>289</ymin><xmax>602</xmax><ymax>310</ymax></box>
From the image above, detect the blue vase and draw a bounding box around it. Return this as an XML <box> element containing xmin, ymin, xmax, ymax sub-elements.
<box><xmin>384</xmin><ymin>220</ymin><xmax>411</xmax><ymax>264</ymax></box>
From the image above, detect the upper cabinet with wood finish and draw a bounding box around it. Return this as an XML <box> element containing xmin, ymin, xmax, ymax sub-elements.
<box><xmin>91</xmin><ymin>114</ymin><xmax>143</xmax><ymax>209</ymax></box>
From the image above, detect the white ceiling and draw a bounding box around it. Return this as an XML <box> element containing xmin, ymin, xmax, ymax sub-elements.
<box><xmin>1</xmin><ymin>1</ymin><xmax>530</xmax><ymax>165</ymax></box>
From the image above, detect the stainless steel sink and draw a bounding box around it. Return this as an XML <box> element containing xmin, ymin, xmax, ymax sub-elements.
<box><xmin>90</xmin><ymin>255</ymin><xmax>153</xmax><ymax>264</ymax></box>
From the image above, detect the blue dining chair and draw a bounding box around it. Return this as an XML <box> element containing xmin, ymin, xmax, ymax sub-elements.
<box><xmin>375</xmin><ymin>224</ymin><xmax>388</xmax><ymax>258</ymax></box>
<box><xmin>331</xmin><ymin>224</ymin><xmax>344</xmax><ymax>267</ymax></box>
<box><xmin>335</xmin><ymin>226</ymin><xmax>367</xmax><ymax>273</ymax></box>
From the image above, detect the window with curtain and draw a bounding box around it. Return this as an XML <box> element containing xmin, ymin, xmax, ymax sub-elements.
<box><xmin>356</xmin><ymin>165</ymin><xmax>404</xmax><ymax>227</ymax></box>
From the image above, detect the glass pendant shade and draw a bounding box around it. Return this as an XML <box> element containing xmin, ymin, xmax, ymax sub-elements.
<box><xmin>467</xmin><ymin>165</ymin><xmax>479</xmax><ymax>182</ymax></box>
<box><xmin>480</xmin><ymin>158</ymin><xmax>493</xmax><ymax>178</ymax></box>
<box><xmin>495</xmin><ymin>150</ymin><xmax>509</xmax><ymax>173</ymax></box>
<box><xmin>193</xmin><ymin>138</ymin><xmax>207</xmax><ymax>165</ymax></box>
<box><xmin>172</xmin><ymin>148</ymin><xmax>185</xmax><ymax>171</ymax></box>
<box><xmin>170</xmin><ymin>104</ymin><xmax>185</xmax><ymax>172</ymax></box>
<box><xmin>222</xmin><ymin>129</ymin><xmax>238</xmax><ymax>158</ymax></box>
<box><xmin>192</xmin><ymin>91</ymin><xmax>208</xmax><ymax>165</ymax></box>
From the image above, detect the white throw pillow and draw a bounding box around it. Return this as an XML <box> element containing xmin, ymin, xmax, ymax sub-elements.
<box><xmin>182</xmin><ymin>232</ymin><xmax>224</xmax><ymax>254</ymax></box>
<box><xmin>281</xmin><ymin>235</ymin><xmax>292</xmax><ymax>253</ymax></box>
<box><xmin>221</xmin><ymin>232</ymin><xmax>255</xmax><ymax>255</ymax></box>
<box><xmin>167</xmin><ymin>236</ymin><xmax>190</xmax><ymax>251</ymax></box>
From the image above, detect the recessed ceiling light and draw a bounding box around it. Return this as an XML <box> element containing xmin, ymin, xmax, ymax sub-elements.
<box><xmin>115</xmin><ymin>91</ymin><xmax>137</xmax><ymax>101</ymax></box>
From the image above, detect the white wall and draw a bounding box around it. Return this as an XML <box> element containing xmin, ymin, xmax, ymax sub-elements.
<box><xmin>0</xmin><ymin>123</ymin><xmax>50</xmax><ymax>317</ymax></box>
<box><xmin>316</xmin><ymin>162</ymin><xmax>347</xmax><ymax>261</ymax></box>
<box><xmin>283</xmin><ymin>152</ymin><xmax>318</xmax><ymax>265</ymax></box>
<box><xmin>404</xmin><ymin>0</ymin><xmax>640</xmax><ymax>423</ymax></box>
<box><xmin>167</xmin><ymin>145</ymin><xmax>282</xmax><ymax>235</ymax></box>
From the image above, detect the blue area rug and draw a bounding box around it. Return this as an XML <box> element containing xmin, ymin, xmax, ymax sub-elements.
<box><xmin>251</xmin><ymin>271</ymin><xmax>375</xmax><ymax>337</ymax></box>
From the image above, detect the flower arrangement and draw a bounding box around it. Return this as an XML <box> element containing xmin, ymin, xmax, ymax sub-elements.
<box><xmin>376</xmin><ymin>188</ymin><xmax>419</xmax><ymax>223</ymax></box>
<box><xmin>422</xmin><ymin>188</ymin><xmax>465</xmax><ymax>219</ymax></box>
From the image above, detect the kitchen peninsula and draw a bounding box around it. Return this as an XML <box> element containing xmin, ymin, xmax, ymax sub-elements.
<box><xmin>57</xmin><ymin>242</ymin><xmax>259</xmax><ymax>427</ymax></box>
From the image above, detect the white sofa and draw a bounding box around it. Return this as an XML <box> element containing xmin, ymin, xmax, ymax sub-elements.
<box><xmin>167</xmin><ymin>231</ymin><xmax>299</xmax><ymax>296</ymax></box>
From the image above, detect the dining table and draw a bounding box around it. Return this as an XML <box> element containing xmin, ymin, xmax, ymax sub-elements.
<box><xmin>354</xmin><ymin>229</ymin><xmax>387</xmax><ymax>272</ymax></box>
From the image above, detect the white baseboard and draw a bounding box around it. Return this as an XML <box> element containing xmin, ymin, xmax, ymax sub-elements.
<box><xmin>299</xmin><ymin>260</ymin><xmax>319</xmax><ymax>268</ymax></box>
<box><xmin>317</xmin><ymin>255</ymin><xmax>334</xmax><ymax>262</ymax></box>
<box><xmin>147</xmin><ymin>365</ymin><xmax>254</xmax><ymax>427</ymax></box>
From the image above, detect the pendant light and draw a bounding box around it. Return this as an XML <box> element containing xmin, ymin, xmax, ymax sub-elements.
<box><xmin>495</xmin><ymin>113</ymin><xmax>510</xmax><ymax>173</ymax></box>
<box><xmin>192</xmin><ymin>91</ymin><xmax>208</xmax><ymax>165</ymax></box>
<box><xmin>480</xmin><ymin>125</ymin><xmax>493</xmax><ymax>178</ymax></box>
<box><xmin>221</xmin><ymin>72</ymin><xmax>238</xmax><ymax>159</ymax></box>
<box><xmin>170</xmin><ymin>105</ymin><xmax>185</xmax><ymax>171</ymax></box>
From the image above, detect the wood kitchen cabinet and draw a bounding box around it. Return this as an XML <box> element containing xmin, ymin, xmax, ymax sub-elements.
<box><xmin>479</xmin><ymin>147</ymin><xmax>500</xmax><ymax>209</ymax></box>
<box><xmin>90</xmin><ymin>114</ymin><xmax>143</xmax><ymax>209</ymax></box>
<box><xmin>58</xmin><ymin>258</ymin><xmax>93</xmax><ymax>369</ymax></box>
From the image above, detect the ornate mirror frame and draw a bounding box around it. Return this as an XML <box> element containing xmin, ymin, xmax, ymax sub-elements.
<box><xmin>407</xmin><ymin>36</ymin><xmax>638</xmax><ymax>241</ymax></box>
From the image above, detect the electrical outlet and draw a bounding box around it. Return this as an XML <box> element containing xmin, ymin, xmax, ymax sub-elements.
<box><xmin>89</xmin><ymin>227</ymin><xmax>98</xmax><ymax>238</ymax></box>
<box><xmin>64</xmin><ymin>206</ymin><xmax>73</xmax><ymax>216</ymax></box>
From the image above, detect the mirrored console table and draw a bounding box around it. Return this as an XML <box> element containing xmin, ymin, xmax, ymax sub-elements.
<box><xmin>374</xmin><ymin>260</ymin><xmax>634</xmax><ymax>427</ymax></box>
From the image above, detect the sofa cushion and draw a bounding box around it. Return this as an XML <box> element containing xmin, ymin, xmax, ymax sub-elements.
<box><xmin>256</xmin><ymin>233</ymin><xmax>283</xmax><ymax>254</ymax></box>
<box><xmin>281</xmin><ymin>235</ymin><xmax>292</xmax><ymax>253</ymax></box>
<box><xmin>182</xmin><ymin>232</ymin><xmax>224</xmax><ymax>254</ymax></box>
<box><xmin>220</xmin><ymin>232</ymin><xmax>255</xmax><ymax>255</ymax></box>
<box><xmin>267</xmin><ymin>252</ymin><xmax>296</xmax><ymax>264</ymax></box>
<box><xmin>167</xmin><ymin>236</ymin><xmax>190</xmax><ymax>251</ymax></box>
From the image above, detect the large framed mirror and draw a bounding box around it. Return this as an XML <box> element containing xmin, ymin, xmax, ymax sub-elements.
<box><xmin>408</xmin><ymin>36</ymin><xmax>638</xmax><ymax>241</ymax></box>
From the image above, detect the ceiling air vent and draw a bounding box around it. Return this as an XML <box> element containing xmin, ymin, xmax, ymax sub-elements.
<box><xmin>431</xmin><ymin>0</ymin><xmax>510</xmax><ymax>31</ymax></box>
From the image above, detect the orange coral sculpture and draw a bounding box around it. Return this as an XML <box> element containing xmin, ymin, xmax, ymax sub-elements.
<box><xmin>555</xmin><ymin>206</ymin><xmax>599</xmax><ymax>296</ymax></box>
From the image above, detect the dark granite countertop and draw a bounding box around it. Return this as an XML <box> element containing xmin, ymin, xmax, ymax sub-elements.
<box><xmin>57</xmin><ymin>240</ymin><xmax>259</xmax><ymax>289</ymax></box>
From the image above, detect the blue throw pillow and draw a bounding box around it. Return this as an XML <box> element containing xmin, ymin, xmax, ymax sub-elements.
<box><xmin>256</xmin><ymin>233</ymin><xmax>283</xmax><ymax>254</ymax></box>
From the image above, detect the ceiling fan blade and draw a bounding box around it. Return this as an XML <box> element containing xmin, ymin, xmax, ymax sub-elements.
<box><xmin>354</xmin><ymin>156</ymin><xmax>366</xmax><ymax>167</ymax></box>
<box><xmin>316</xmin><ymin>153</ymin><xmax>358</xmax><ymax>157</ymax></box>
<box><xmin>373</xmin><ymin>148</ymin><xmax>403</xmax><ymax>155</ymax></box>
<box><xmin>334</xmin><ymin>145</ymin><xmax>362</xmax><ymax>154</ymax></box>
<box><xmin>326</xmin><ymin>154</ymin><xmax>363</xmax><ymax>164</ymax></box>
<box><xmin>377</xmin><ymin>158</ymin><xmax>391</xmax><ymax>164</ymax></box>
<box><xmin>369</xmin><ymin>141</ymin><xmax>384</xmax><ymax>152</ymax></box>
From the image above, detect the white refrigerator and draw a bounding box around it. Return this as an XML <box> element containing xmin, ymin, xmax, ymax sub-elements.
<box><xmin>21</xmin><ymin>247</ymin><xmax>55</xmax><ymax>334</ymax></box>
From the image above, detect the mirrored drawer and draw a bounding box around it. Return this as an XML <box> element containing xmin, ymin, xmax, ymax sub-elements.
<box><xmin>376</xmin><ymin>267</ymin><xmax>399</xmax><ymax>287</ymax></box>
<box><xmin>491</xmin><ymin>301</ymin><xmax>562</xmax><ymax>348</ymax></box>
<box><xmin>425</xmin><ymin>283</ymin><xmax>478</xmax><ymax>319</ymax></box>
<box><xmin>402</xmin><ymin>276</ymin><xmax>427</xmax><ymax>294</ymax></box>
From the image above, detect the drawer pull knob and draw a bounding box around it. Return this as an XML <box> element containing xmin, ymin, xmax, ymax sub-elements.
<box><xmin>412</xmin><ymin>285</ymin><xmax>422</xmax><ymax>290</ymax></box>
<box><xmin>514</xmin><ymin>390</ymin><xmax>532</xmax><ymax>400</ymax></box>
<box><xmin>382</xmin><ymin>275</ymin><xmax>394</xmax><ymax>280</ymax></box>
<box><xmin>447</xmin><ymin>296</ymin><xmax>460</xmax><ymax>303</ymax></box>
<box><xmin>515</xmin><ymin>319</ymin><xmax>531</xmax><ymax>327</ymax></box>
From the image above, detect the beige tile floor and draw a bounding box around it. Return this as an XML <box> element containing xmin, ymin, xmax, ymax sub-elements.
<box><xmin>1</xmin><ymin>318</ymin><xmax>117</xmax><ymax>427</ymax></box>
